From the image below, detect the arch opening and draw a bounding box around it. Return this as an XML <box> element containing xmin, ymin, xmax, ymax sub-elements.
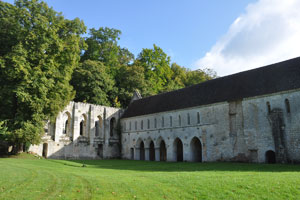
<box><xmin>80</xmin><ymin>121</ymin><xmax>84</xmax><ymax>136</ymax></box>
<box><xmin>190</xmin><ymin>137</ymin><xmax>202</xmax><ymax>162</ymax></box>
<box><xmin>130</xmin><ymin>148</ymin><xmax>134</xmax><ymax>160</ymax></box>
<box><xmin>110</xmin><ymin>117</ymin><xmax>116</xmax><ymax>137</ymax></box>
<box><xmin>95</xmin><ymin>115</ymin><xmax>103</xmax><ymax>137</ymax></box>
<box><xmin>79</xmin><ymin>114</ymin><xmax>87</xmax><ymax>137</ymax></box>
<box><xmin>266</xmin><ymin>150</ymin><xmax>276</xmax><ymax>164</ymax></box>
<box><xmin>149</xmin><ymin>141</ymin><xmax>155</xmax><ymax>161</ymax></box>
<box><xmin>140</xmin><ymin>141</ymin><xmax>145</xmax><ymax>160</ymax></box>
<box><xmin>42</xmin><ymin>143</ymin><xmax>48</xmax><ymax>158</ymax></box>
<box><xmin>160</xmin><ymin>140</ymin><xmax>167</xmax><ymax>161</ymax></box>
<box><xmin>174</xmin><ymin>138</ymin><xmax>183</xmax><ymax>162</ymax></box>
<box><xmin>62</xmin><ymin>112</ymin><xmax>71</xmax><ymax>136</ymax></box>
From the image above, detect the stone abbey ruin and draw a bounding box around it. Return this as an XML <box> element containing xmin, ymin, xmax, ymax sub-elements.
<box><xmin>30</xmin><ymin>57</ymin><xmax>300</xmax><ymax>164</ymax></box>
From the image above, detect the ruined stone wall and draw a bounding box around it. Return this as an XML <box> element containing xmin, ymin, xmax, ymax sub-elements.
<box><xmin>29</xmin><ymin>101</ymin><xmax>122</xmax><ymax>159</ymax></box>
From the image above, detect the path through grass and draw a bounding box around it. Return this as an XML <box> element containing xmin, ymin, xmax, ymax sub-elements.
<box><xmin>0</xmin><ymin>154</ymin><xmax>300</xmax><ymax>199</ymax></box>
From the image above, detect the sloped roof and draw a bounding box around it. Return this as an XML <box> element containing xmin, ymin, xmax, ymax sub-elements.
<box><xmin>122</xmin><ymin>57</ymin><xmax>300</xmax><ymax>118</ymax></box>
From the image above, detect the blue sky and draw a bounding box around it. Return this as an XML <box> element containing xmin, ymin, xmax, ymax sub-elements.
<box><xmin>4</xmin><ymin>0</ymin><xmax>300</xmax><ymax>76</ymax></box>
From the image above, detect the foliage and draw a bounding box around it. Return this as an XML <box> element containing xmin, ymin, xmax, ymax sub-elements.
<box><xmin>0</xmin><ymin>0</ymin><xmax>86</xmax><ymax>146</ymax></box>
<box><xmin>1</xmin><ymin>159</ymin><xmax>300</xmax><ymax>199</ymax></box>
<box><xmin>81</xmin><ymin>27</ymin><xmax>134</xmax><ymax>75</ymax></box>
<box><xmin>185</xmin><ymin>68</ymin><xmax>217</xmax><ymax>87</ymax></box>
<box><xmin>78</xmin><ymin>28</ymin><xmax>217</xmax><ymax>108</ymax></box>
<box><xmin>135</xmin><ymin>44</ymin><xmax>173</xmax><ymax>94</ymax></box>
<box><xmin>71</xmin><ymin>60</ymin><xmax>115</xmax><ymax>106</ymax></box>
<box><xmin>115</xmin><ymin>64</ymin><xmax>149</xmax><ymax>106</ymax></box>
<box><xmin>0</xmin><ymin>0</ymin><xmax>218</xmax><ymax>148</ymax></box>
<box><xmin>0</xmin><ymin>121</ymin><xmax>8</xmax><ymax>142</ymax></box>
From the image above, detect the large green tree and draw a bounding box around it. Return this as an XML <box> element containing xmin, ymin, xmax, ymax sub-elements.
<box><xmin>115</xmin><ymin>64</ymin><xmax>149</xmax><ymax>106</ymax></box>
<box><xmin>71</xmin><ymin>60</ymin><xmax>115</xmax><ymax>106</ymax></box>
<box><xmin>0</xmin><ymin>0</ymin><xmax>86</xmax><ymax>149</ymax></box>
<box><xmin>76</xmin><ymin>27</ymin><xmax>135</xmax><ymax>107</ymax></box>
<box><xmin>81</xmin><ymin>27</ymin><xmax>134</xmax><ymax>75</ymax></box>
<box><xmin>135</xmin><ymin>44</ymin><xmax>173</xmax><ymax>95</ymax></box>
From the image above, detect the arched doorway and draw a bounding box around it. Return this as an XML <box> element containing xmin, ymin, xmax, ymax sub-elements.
<box><xmin>160</xmin><ymin>140</ymin><xmax>167</xmax><ymax>161</ymax></box>
<box><xmin>42</xmin><ymin>143</ymin><xmax>48</xmax><ymax>158</ymax></box>
<box><xmin>140</xmin><ymin>141</ymin><xmax>145</xmax><ymax>160</ymax></box>
<box><xmin>174</xmin><ymin>138</ymin><xmax>183</xmax><ymax>162</ymax></box>
<box><xmin>190</xmin><ymin>137</ymin><xmax>202</xmax><ymax>162</ymax></box>
<box><xmin>149</xmin><ymin>141</ymin><xmax>155</xmax><ymax>161</ymax></box>
<box><xmin>266</xmin><ymin>150</ymin><xmax>276</xmax><ymax>164</ymax></box>
<box><xmin>130</xmin><ymin>148</ymin><xmax>134</xmax><ymax>160</ymax></box>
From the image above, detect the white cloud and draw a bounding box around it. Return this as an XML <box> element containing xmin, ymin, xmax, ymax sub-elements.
<box><xmin>195</xmin><ymin>0</ymin><xmax>300</xmax><ymax>76</ymax></box>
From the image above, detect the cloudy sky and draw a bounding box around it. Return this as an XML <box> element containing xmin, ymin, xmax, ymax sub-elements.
<box><xmin>195</xmin><ymin>0</ymin><xmax>300</xmax><ymax>76</ymax></box>
<box><xmin>4</xmin><ymin>0</ymin><xmax>300</xmax><ymax>76</ymax></box>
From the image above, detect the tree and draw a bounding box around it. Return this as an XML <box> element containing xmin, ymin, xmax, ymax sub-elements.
<box><xmin>184</xmin><ymin>68</ymin><xmax>217</xmax><ymax>87</ymax></box>
<box><xmin>116</xmin><ymin>64</ymin><xmax>149</xmax><ymax>106</ymax></box>
<box><xmin>0</xmin><ymin>0</ymin><xmax>86</xmax><ymax>150</ymax></box>
<box><xmin>81</xmin><ymin>27</ymin><xmax>134</xmax><ymax>75</ymax></box>
<box><xmin>71</xmin><ymin>60</ymin><xmax>116</xmax><ymax>106</ymax></box>
<box><xmin>135</xmin><ymin>44</ymin><xmax>173</xmax><ymax>94</ymax></box>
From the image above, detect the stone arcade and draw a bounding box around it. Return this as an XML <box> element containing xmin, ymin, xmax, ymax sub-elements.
<box><xmin>30</xmin><ymin>57</ymin><xmax>300</xmax><ymax>163</ymax></box>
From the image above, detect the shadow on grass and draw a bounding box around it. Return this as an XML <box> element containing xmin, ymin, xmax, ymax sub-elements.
<box><xmin>47</xmin><ymin>159</ymin><xmax>300</xmax><ymax>172</ymax></box>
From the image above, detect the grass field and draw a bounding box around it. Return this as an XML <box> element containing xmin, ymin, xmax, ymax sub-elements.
<box><xmin>1</xmin><ymin>154</ymin><xmax>300</xmax><ymax>200</ymax></box>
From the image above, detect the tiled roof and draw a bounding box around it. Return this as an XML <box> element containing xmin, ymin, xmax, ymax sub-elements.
<box><xmin>122</xmin><ymin>57</ymin><xmax>300</xmax><ymax>118</ymax></box>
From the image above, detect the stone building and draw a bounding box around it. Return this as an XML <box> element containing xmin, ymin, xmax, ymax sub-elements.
<box><xmin>30</xmin><ymin>57</ymin><xmax>300</xmax><ymax>163</ymax></box>
<box><xmin>29</xmin><ymin>102</ymin><xmax>123</xmax><ymax>159</ymax></box>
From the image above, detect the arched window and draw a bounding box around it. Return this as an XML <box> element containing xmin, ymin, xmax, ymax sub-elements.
<box><xmin>141</xmin><ymin>120</ymin><xmax>143</xmax><ymax>130</ymax></box>
<box><xmin>266</xmin><ymin>102</ymin><xmax>271</xmax><ymax>114</ymax></box>
<box><xmin>170</xmin><ymin>116</ymin><xmax>172</xmax><ymax>127</ymax></box>
<box><xmin>162</xmin><ymin>116</ymin><xmax>164</xmax><ymax>128</ymax></box>
<box><xmin>62</xmin><ymin>112</ymin><xmax>71</xmax><ymax>136</ymax></box>
<box><xmin>147</xmin><ymin>119</ymin><xmax>150</xmax><ymax>129</ymax></box>
<box><xmin>110</xmin><ymin>118</ymin><xmax>116</xmax><ymax>137</ymax></box>
<box><xmin>187</xmin><ymin>113</ymin><xmax>190</xmax><ymax>125</ymax></box>
<box><xmin>129</xmin><ymin>121</ymin><xmax>132</xmax><ymax>130</ymax></box>
<box><xmin>80</xmin><ymin>121</ymin><xmax>84</xmax><ymax>136</ymax></box>
<box><xmin>154</xmin><ymin>118</ymin><xmax>157</xmax><ymax>128</ymax></box>
<box><xmin>63</xmin><ymin>119</ymin><xmax>68</xmax><ymax>134</ymax></box>
<box><xmin>135</xmin><ymin>121</ymin><xmax>137</xmax><ymax>130</ymax></box>
<box><xmin>285</xmin><ymin>99</ymin><xmax>290</xmax><ymax>113</ymax></box>
<box><xmin>95</xmin><ymin>121</ymin><xmax>99</xmax><ymax>136</ymax></box>
<box><xmin>79</xmin><ymin>114</ymin><xmax>87</xmax><ymax>137</ymax></box>
<box><xmin>178</xmin><ymin>115</ymin><xmax>181</xmax><ymax>126</ymax></box>
<box><xmin>197</xmin><ymin>112</ymin><xmax>200</xmax><ymax>124</ymax></box>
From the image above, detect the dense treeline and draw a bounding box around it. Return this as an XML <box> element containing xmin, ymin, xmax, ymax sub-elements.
<box><xmin>0</xmin><ymin>0</ymin><xmax>216</xmax><ymax>151</ymax></box>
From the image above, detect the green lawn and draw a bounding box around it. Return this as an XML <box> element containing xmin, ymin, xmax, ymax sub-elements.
<box><xmin>1</xmin><ymin>154</ymin><xmax>300</xmax><ymax>199</ymax></box>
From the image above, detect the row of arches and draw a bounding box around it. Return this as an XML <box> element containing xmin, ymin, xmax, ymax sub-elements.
<box><xmin>137</xmin><ymin>140</ymin><xmax>276</xmax><ymax>163</ymax></box>
<box><xmin>61</xmin><ymin>112</ymin><xmax>117</xmax><ymax>138</ymax></box>
<box><xmin>136</xmin><ymin>137</ymin><xmax>202</xmax><ymax>162</ymax></box>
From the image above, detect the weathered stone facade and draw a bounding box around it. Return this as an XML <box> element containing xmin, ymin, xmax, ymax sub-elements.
<box><xmin>121</xmin><ymin>89</ymin><xmax>300</xmax><ymax>163</ymax></box>
<box><xmin>29</xmin><ymin>57</ymin><xmax>300</xmax><ymax>163</ymax></box>
<box><xmin>29</xmin><ymin>102</ymin><xmax>122</xmax><ymax>159</ymax></box>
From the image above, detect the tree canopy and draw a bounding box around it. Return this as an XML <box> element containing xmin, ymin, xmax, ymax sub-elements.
<box><xmin>71</xmin><ymin>60</ymin><xmax>115</xmax><ymax>106</ymax></box>
<box><xmin>0</xmin><ymin>0</ymin><xmax>217</xmax><ymax>150</ymax></box>
<box><xmin>0</xmin><ymin>0</ymin><xmax>86</xmax><ymax>148</ymax></box>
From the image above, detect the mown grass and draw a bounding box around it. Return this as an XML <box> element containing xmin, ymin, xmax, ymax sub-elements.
<box><xmin>0</xmin><ymin>154</ymin><xmax>300</xmax><ymax>199</ymax></box>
